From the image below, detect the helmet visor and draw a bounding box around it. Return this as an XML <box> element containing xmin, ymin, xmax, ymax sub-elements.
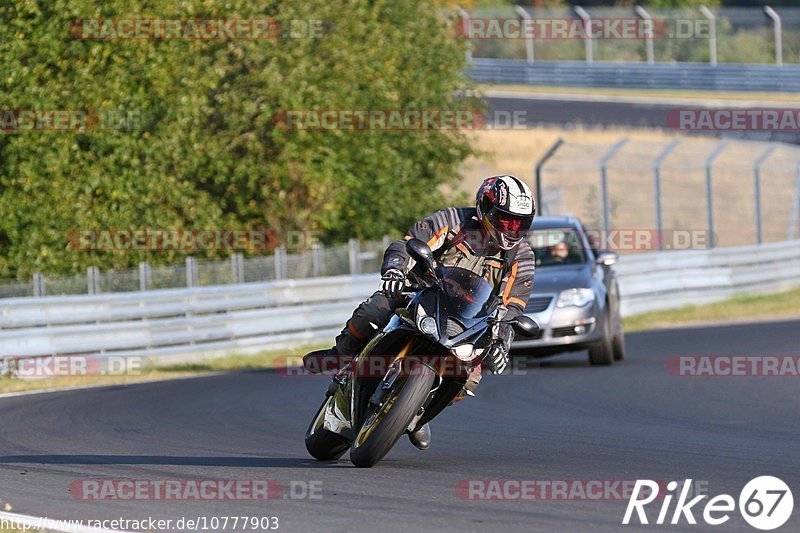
<box><xmin>487</xmin><ymin>207</ymin><xmax>533</xmax><ymax>238</ymax></box>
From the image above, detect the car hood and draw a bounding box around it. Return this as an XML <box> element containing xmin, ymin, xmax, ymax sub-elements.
<box><xmin>531</xmin><ymin>263</ymin><xmax>593</xmax><ymax>295</ymax></box>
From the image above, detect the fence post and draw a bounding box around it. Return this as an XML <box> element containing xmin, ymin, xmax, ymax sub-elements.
<box><xmin>699</xmin><ymin>6</ymin><xmax>718</xmax><ymax>66</ymax></box>
<box><xmin>574</xmin><ymin>6</ymin><xmax>593</xmax><ymax>64</ymax></box>
<box><xmin>455</xmin><ymin>6</ymin><xmax>472</xmax><ymax>63</ymax></box>
<box><xmin>231</xmin><ymin>253</ymin><xmax>244</xmax><ymax>284</ymax></box>
<box><xmin>348</xmin><ymin>239</ymin><xmax>361</xmax><ymax>275</ymax></box>
<box><xmin>186</xmin><ymin>256</ymin><xmax>197</xmax><ymax>287</ymax></box>
<box><xmin>753</xmin><ymin>145</ymin><xmax>777</xmax><ymax>245</ymax></box>
<box><xmin>788</xmin><ymin>161</ymin><xmax>800</xmax><ymax>241</ymax></box>
<box><xmin>87</xmin><ymin>266</ymin><xmax>100</xmax><ymax>295</ymax></box>
<box><xmin>139</xmin><ymin>261</ymin><xmax>151</xmax><ymax>291</ymax></box>
<box><xmin>704</xmin><ymin>141</ymin><xmax>728</xmax><ymax>248</ymax></box>
<box><xmin>515</xmin><ymin>6</ymin><xmax>535</xmax><ymax>63</ymax></box>
<box><xmin>653</xmin><ymin>140</ymin><xmax>680</xmax><ymax>250</ymax></box>
<box><xmin>634</xmin><ymin>6</ymin><xmax>655</xmax><ymax>64</ymax></box>
<box><xmin>599</xmin><ymin>138</ymin><xmax>629</xmax><ymax>233</ymax></box>
<box><xmin>274</xmin><ymin>246</ymin><xmax>286</xmax><ymax>280</ymax></box>
<box><xmin>32</xmin><ymin>272</ymin><xmax>45</xmax><ymax>297</ymax></box>
<box><xmin>312</xmin><ymin>243</ymin><xmax>325</xmax><ymax>277</ymax></box>
<box><xmin>764</xmin><ymin>6</ymin><xmax>783</xmax><ymax>67</ymax></box>
<box><xmin>534</xmin><ymin>138</ymin><xmax>564</xmax><ymax>216</ymax></box>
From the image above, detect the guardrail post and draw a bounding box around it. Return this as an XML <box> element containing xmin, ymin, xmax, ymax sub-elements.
<box><xmin>653</xmin><ymin>140</ymin><xmax>680</xmax><ymax>250</ymax></box>
<box><xmin>764</xmin><ymin>6</ymin><xmax>783</xmax><ymax>67</ymax></box>
<box><xmin>704</xmin><ymin>141</ymin><xmax>728</xmax><ymax>248</ymax></box>
<box><xmin>348</xmin><ymin>239</ymin><xmax>361</xmax><ymax>275</ymax></box>
<box><xmin>634</xmin><ymin>6</ymin><xmax>655</xmax><ymax>64</ymax></box>
<box><xmin>231</xmin><ymin>253</ymin><xmax>244</xmax><ymax>284</ymax></box>
<box><xmin>32</xmin><ymin>272</ymin><xmax>45</xmax><ymax>297</ymax></box>
<box><xmin>87</xmin><ymin>266</ymin><xmax>100</xmax><ymax>295</ymax></box>
<box><xmin>312</xmin><ymin>243</ymin><xmax>325</xmax><ymax>277</ymax></box>
<box><xmin>753</xmin><ymin>146</ymin><xmax>777</xmax><ymax>245</ymax></box>
<box><xmin>574</xmin><ymin>6</ymin><xmax>593</xmax><ymax>64</ymax></box>
<box><xmin>599</xmin><ymin>138</ymin><xmax>629</xmax><ymax>233</ymax></box>
<box><xmin>139</xmin><ymin>261</ymin><xmax>151</xmax><ymax>291</ymax></box>
<box><xmin>186</xmin><ymin>256</ymin><xmax>197</xmax><ymax>287</ymax></box>
<box><xmin>788</xmin><ymin>161</ymin><xmax>800</xmax><ymax>241</ymax></box>
<box><xmin>515</xmin><ymin>6</ymin><xmax>535</xmax><ymax>63</ymax></box>
<box><xmin>274</xmin><ymin>246</ymin><xmax>286</xmax><ymax>280</ymax></box>
<box><xmin>534</xmin><ymin>138</ymin><xmax>564</xmax><ymax>216</ymax></box>
<box><xmin>699</xmin><ymin>6</ymin><xmax>717</xmax><ymax>66</ymax></box>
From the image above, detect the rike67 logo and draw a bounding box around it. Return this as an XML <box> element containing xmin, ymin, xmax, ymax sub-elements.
<box><xmin>623</xmin><ymin>477</ymin><xmax>794</xmax><ymax>530</ymax></box>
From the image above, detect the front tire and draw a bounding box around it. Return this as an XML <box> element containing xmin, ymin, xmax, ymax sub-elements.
<box><xmin>305</xmin><ymin>396</ymin><xmax>351</xmax><ymax>461</ymax></box>
<box><xmin>588</xmin><ymin>310</ymin><xmax>614</xmax><ymax>366</ymax></box>
<box><xmin>349</xmin><ymin>359</ymin><xmax>435</xmax><ymax>468</ymax></box>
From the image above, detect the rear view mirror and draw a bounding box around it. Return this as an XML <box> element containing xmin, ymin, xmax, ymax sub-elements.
<box><xmin>406</xmin><ymin>238</ymin><xmax>435</xmax><ymax>272</ymax></box>
<box><xmin>595</xmin><ymin>251</ymin><xmax>618</xmax><ymax>266</ymax></box>
<box><xmin>512</xmin><ymin>315</ymin><xmax>540</xmax><ymax>337</ymax></box>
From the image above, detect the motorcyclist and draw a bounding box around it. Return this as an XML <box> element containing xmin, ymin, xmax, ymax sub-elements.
<box><xmin>316</xmin><ymin>175</ymin><xmax>536</xmax><ymax>449</ymax></box>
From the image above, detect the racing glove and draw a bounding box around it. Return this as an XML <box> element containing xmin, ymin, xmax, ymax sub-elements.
<box><xmin>485</xmin><ymin>321</ymin><xmax>514</xmax><ymax>374</ymax></box>
<box><xmin>484</xmin><ymin>341</ymin><xmax>510</xmax><ymax>374</ymax></box>
<box><xmin>380</xmin><ymin>269</ymin><xmax>406</xmax><ymax>299</ymax></box>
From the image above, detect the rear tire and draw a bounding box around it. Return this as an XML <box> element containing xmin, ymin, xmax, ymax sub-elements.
<box><xmin>588</xmin><ymin>310</ymin><xmax>614</xmax><ymax>366</ymax></box>
<box><xmin>305</xmin><ymin>396</ymin><xmax>350</xmax><ymax>461</ymax></box>
<box><xmin>349</xmin><ymin>359</ymin><xmax>435</xmax><ymax>468</ymax></box>
<box><xmin>612</xmin><ymin>328</ymin><xmax>625</xmax><ymax>361</ymax></box>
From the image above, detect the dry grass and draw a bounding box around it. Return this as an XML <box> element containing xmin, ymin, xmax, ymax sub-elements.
<box><xmin>463</xmin><ymin>126</ymin><xmax>800</xmax><ymax>248</ymax></box>
<box><xmin>480</xmin><ymin>84</ymin><xmax>800</xmax><ymax>104</ymax></box>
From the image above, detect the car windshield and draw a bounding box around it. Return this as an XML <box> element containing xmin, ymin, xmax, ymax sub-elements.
<box><xmin>528</xmin><ymin>228</ymin><xmax>587</xmax><ymax>267</ymax></box>
<box><xmin>438</xmin><ymin>266</ymin><xmax>495</xmax><ymax>319</ymax></box>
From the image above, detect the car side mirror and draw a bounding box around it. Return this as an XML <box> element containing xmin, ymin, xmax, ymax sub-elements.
<box><xmin>512</xmin><ymin>315</ymin><xmax>540</xmax><ymax>337</ymax></box>
<box><xmin>406</xmin><ymin>238</ymin><xmax>435</xmax><ymax>273</ymax></box>
<box><xmin>595</xmin><ymin>251</ymin><xmax>618</xmax><ymax>266</ymax></box>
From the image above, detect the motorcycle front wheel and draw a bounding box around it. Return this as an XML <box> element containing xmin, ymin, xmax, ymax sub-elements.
<box><xmin>349</xmin><ymin>358</ymin><xmax>435</xmax><ymax>468</ymax></box>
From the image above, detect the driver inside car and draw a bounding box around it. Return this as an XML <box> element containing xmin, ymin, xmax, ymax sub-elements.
<box><xmin>309</xmin><ymin>175</ymin><xmax>536</xmax><ymax>450</ymax></box>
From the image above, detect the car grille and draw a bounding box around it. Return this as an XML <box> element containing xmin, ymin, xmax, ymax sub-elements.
<box><xmin>553</xmin><ymin>325</ymin><xmax>583</xmax><ymax>338</ymax></box>
<box><xmin>447</xmin><ymin>318</ymin><xmax>465</xmax><ymax>338</ymax></box>
<box><xmin>525</xmin><ymin>296</ymin><xmax>553</xmax><ymax>313</ymax></box>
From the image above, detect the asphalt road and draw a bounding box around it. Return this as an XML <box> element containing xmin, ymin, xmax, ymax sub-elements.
<box><xmin>1</xmin><ymin>318</ymin><xmax>799</xmax><ymax>533</ymax></box>
<box><xmin>484</xmin><ymin>93</ymin><xmax>800</xmax><ymax>144</ymax></box>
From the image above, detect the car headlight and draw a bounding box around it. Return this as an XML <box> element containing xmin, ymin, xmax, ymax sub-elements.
<box><xmin>419</xmin><ymin>316</ymin><xmax>438</xmax><ymax>336</ymax></box>
<box><xmin>556</xmin><ymin>288</ymin><xmax>595</xmax><ymax>308</ymax></box>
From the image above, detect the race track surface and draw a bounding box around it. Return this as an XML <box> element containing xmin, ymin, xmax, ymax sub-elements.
<box><xmin>1</xmin><ymin>319</ymin><xmax>799</xmax><ymax>532</ymax></box>
<box><xmin>485</xmin><ymin>93</ymin><xmax>800</xmax><ymax>145</ymax></box>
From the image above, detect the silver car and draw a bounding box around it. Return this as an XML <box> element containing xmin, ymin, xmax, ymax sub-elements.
<box><xmin>512</xmin><ymin>215</ymin><xmax>625</xmax><ymax>365</ymax></box>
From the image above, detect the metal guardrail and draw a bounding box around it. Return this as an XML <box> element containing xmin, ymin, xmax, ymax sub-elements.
<box><xmin>468</xmin><ymin>59</ymin><xmax>800</xmax><ymax>93</ymax></box>
<box><xmin>1</xmin><ymin>240</ymin><xmax>798</xmax><ymax>361</ymax></box>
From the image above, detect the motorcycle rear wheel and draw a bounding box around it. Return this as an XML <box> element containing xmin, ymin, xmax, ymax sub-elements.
<box><xmin>305</xmin><ymin>396</ymin><xmax>351</xmax><ymax>461</ymax></box>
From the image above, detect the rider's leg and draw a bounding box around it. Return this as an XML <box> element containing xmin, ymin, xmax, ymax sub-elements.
<box><xmin>334</xmin><ymin>291</ymin><xmax>401</xmax><ymax>356</ymax></box>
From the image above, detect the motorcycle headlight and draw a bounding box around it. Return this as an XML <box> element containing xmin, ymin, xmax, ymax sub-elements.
<box><xmin>453</xmin><ymin>343</ymin><xmax>476</xmax><ymax>362</ymax></box>
<box><xmin>557</xmin><ymin>288</ymin><xmax>595</xmax><ymax>308</ymax></box>
<box><xmin>419</xmin><ymin>316</ymin><xmax>438</xmax><ymax>336</ymax></box>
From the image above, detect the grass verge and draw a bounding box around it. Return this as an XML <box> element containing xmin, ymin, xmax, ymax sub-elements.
<box><xmin>623</xmin><ymin>286</ymin><xmax>800</xmax><ymax>332</ymax></box>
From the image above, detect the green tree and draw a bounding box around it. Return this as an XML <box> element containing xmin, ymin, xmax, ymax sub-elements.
<box><xmin>0</xmin><ymin>0</ymin><xmax>476</xmax><ymax>278</ymax></box>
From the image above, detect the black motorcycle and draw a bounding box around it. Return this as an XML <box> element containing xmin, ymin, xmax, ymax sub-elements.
<box><xmin>304</xmin><ymin>238</ymin><xmax>539</xmax><ymax>467</ymax></box>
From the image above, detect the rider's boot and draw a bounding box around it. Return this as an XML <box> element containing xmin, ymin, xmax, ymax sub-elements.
<box><xmin>407</xmin><ymin>423</ymin><xmax>431</xmax><ymax>450</ymax></box>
